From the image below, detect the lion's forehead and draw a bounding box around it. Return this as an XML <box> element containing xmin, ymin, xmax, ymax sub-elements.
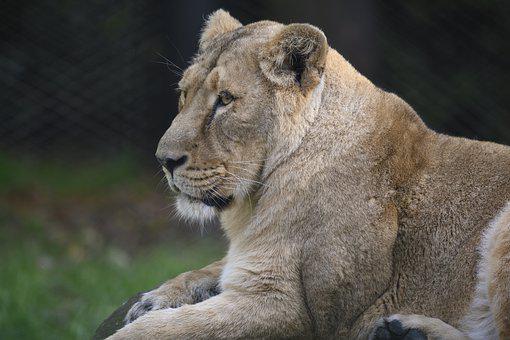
<box><xmin>179</xmin><ymin>59</ymin><xmax>259</xmax><ymax>104</ymax></box>
<box><xmin>179</xmin><ymin>22</ymin><xmax>282</xmax><ymax>91</ymax></box>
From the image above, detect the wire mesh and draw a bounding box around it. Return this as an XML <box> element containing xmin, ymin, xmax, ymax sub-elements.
<box><xmin>1</xmin><ymin>0</ymin><xmax>508</xmax><ymax>157</ymax></box>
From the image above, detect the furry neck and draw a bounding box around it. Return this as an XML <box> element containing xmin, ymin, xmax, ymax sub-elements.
<box><xmin>261</xmin><ymin>75</ymin><xmax>325</xmax><ymax>181</ymax></box>
<box><xmin>219</xmin><ymin>75</ymin><xmax>325</xmax><ymax>240</ymax></box>
<box><xmin>219</xmin><ymin>50</ymin><xmax>374</xmax><ymax>239</ymax></box>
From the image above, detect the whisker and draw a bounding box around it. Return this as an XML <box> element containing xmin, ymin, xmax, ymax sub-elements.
<box><xmin>156</xmin><ymin>174</ymin><xmax>168</xmax><ymax>188</ymax></box>
<box><xmin>156</xmin><ymin>52</ymin><xmax>183</xmax><ymax>71</ymax></box>
<box><xmin>227</xmin><ymin>165</ymin><xmax>261</xmax><ymax>177</ymax></box>
<box><xmin>153</xmin><ymin>61</ymin><xmax>183</xmax><ymax>77</ymax></box>
<box><xmin>153</xmin><ymin>167</ymin><xmax>164</xmax><ymax>177</ymax></box>
<box><xmin>207</xmin><ymin>188</ymin><xmax>224</xmax><ymax>208</ymax></box>
<box><xmin>224</xmin><ymin>170</ymin><xmax>270</xmax><ymax>188</ymax></box>
<box><xmin>231</xmin><ymin>156</ymin><xmax>270</xmax><ymax>164</ymax></box>
<box><xmin>165</xmin><ymin>36</ymin><xmax>186</xmax><ymax>65</ymax></box>
<box><xmin>225</xmin><ymin>171</ymin><xmax>265</xmax><ymax>186</ymax></box>
<box><xmin>230</xmin><ymin>160</ymin><xmax>266</xmax><ymax>166</ymax></box>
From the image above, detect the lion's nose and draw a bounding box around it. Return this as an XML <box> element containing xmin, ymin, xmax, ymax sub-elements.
<box><xmin>157</xmin><ymin>154</ymin><xmax>187</xmax><ymax>175</ymax></box>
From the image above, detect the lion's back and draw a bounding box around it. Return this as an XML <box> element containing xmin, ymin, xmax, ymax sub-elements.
<box><xmin>393</xmin><ymin>133</ymin><xmax>510</xmax><ymax>326</ymax></box>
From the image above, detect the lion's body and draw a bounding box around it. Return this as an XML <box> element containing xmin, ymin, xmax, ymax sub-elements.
<box><xmin>220</xmin><ymin>48</ymin><xmax>510</xmax><ymax>337</ymax></box>
<box><xmin>110</xmin><ymin>11</ymin><xmax>510</xmax><ymax>339</ymax></box>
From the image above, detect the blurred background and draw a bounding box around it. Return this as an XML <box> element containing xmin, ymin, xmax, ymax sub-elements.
<box><xmin>1</xmin><ymin>0</ymin><xmax>509</xmax><ymax>338</ymax></box>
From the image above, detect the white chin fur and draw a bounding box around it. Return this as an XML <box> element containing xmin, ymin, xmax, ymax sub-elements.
<box><xmin>175</xmin><ymin>195</ymin><xmax>217</xmax><ymax>224</ymax></box>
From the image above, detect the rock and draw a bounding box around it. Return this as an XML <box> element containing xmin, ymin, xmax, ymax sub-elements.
<box><xmin>93</xmin><ymin>292</ymin><xmax>143</xmax><ymax>340</ymax></box>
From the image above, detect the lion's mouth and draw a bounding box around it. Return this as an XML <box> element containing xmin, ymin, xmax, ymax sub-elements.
<box><xmin>181</xmin><ymin>192</ymin><xmax>233</xmax><ymax>210</ymax></box>
<box><xmin>201</xmin><ymin>193</ymin><xmax>233</xmax><ymax>209</ymax></box>
<box><xmin>169</xmin><ymin>172</ymin><xmax>234</xmax><ymax>211</ymax></box>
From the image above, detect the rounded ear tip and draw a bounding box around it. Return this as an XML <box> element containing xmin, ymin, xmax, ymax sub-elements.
<box><xmin>208</xmin><ymin>9</ymin><xmax>232</xmax><ymax>19</ymax></box>
<box><xmin>205</xmin><ymin>8</ymin><xmax>242</xmax><ymax>27</ymax></box>
<box><xmin>211</xmin><ymin>8</ymin><xmax>229</xmax><ymax>14</ymax></box>
<box><xmin>277</xmin><ymin>23</ymin><xmax>328</xmax><ymax>66</ymax></box>
<box><xmin>199</xmin><ymin>9</ymin><xmax>243</xmax><ymax>50</ymax></box>
<box><xmin>282</xmin><ymin>23</ymin><xmax>327</xmax><ymax>46</ymax></box>
<box><xmin>259</xmin><ymin>23</ymin><xmax>328</xmax><ymax>89</ymax></box>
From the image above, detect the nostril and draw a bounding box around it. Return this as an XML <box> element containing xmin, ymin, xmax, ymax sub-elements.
<box><xmin>159</xmin><ymin>155</ymin><xmax>187</xmax><ymax>175</ymax></box>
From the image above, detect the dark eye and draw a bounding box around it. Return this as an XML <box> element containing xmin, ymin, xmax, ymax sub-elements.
<box><xmin>206</xmin><ymin>91</ymin><xmax>235</xmax><ymax>128</ymax></box>
<box><xmin>218</xmin><ymin>91</ymin><xmax>234</xmax><ymax>106</ymax></box>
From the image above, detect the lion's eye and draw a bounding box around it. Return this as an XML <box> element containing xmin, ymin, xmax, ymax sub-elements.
<box><xmin>206</xmin><ymin>90</ymin><xmax>235</xmax><ymax>128</ymax></box>
<box><xmin>218</xmin><ymin>91</ymin><xmax>234</xmax><ymax>106</ymax></box>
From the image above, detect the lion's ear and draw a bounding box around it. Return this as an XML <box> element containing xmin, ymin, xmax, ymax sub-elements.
<box><xmin>260</xmin><ymin>24</ymin><xmax>328</xmax><ymax>92</ymax></box>
<box><xmin>199</xmin><ymin>9</ymin><xmax>242</xmax><ymax>50</ymax></box>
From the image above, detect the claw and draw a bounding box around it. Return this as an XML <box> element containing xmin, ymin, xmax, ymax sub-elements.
<box><xmin>125</xmin><ymin>297</ymin><xmax>155</xmax><ymax>324</ymax></box>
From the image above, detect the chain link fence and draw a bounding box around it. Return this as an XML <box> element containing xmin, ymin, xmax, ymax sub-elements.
<box><xmin>1</xmin><ymin>1</ymin><xmax>168</xmax><ymax>156</ymax></box>
<box><xmin>1</xmin><ymin>0</ymin><xmax>509</xmax><ymax>157</ymax></box>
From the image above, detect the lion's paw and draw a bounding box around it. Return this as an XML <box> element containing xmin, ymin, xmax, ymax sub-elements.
<box><xmin>371</xmin><ymin>317</ymin><xmax>427</xmax><ymax>340</ymax></box>
<box><xmin>124</xmin><ymin>291</ymin><xmax>182</xmax><ymax>325</ymax></box>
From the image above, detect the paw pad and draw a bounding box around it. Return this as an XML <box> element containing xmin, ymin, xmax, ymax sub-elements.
<box><xmin>373</xmin><ymin>319</ymin><xmax>427</xmax><ymax>340</ymax></box>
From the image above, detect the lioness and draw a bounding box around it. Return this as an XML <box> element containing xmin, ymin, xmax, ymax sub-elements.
<box><xmin>109</xmin><ymin>10</ymin><xmax>510</xmax><ymax>339</ymax></box>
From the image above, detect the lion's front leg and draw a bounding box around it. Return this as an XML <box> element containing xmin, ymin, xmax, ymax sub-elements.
<box><xmin>109</xmin><ymin>290</ymin><xmax>309</xmax><ymax>339</ymax></box>
<box><xmin>124</xmin><ymin>259</ymin><xmax>224</xmax><ymax>324</ymax></box>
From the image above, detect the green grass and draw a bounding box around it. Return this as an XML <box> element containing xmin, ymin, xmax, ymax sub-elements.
<box><xmin>0</xmin><ymin>236</ymin><xmax>223</xmax><ymax>339</ymax></box>
<box><xmin>0</xmin><ymin>153</ymin><xmax>225</xmax><ymax>339</ymax></box>
<box><xmin>0</xmin><ymin>153</ymin><xmax>143</xmax><ymax>195</ymax></box>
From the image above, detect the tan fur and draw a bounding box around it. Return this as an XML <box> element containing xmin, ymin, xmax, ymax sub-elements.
<box><xmin>463</xmin><ymin>203</ymin><xmax>510</xmax><ymax>339</ymax></box>
<box><xmin>112</xmin><ymin>10</ymin><xmax>510</xmax><ymax>339</ymax></box>
<box><xmin>488</xmin><ymin>212</ymin><xmax>510</xmax><ymax>338</ymax></box>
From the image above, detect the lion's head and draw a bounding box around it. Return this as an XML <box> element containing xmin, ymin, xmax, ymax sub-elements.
<box><xmin>156</xmin><ymin>10</ymin><xmax>328</xmax><ymax>222</ymax></box>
